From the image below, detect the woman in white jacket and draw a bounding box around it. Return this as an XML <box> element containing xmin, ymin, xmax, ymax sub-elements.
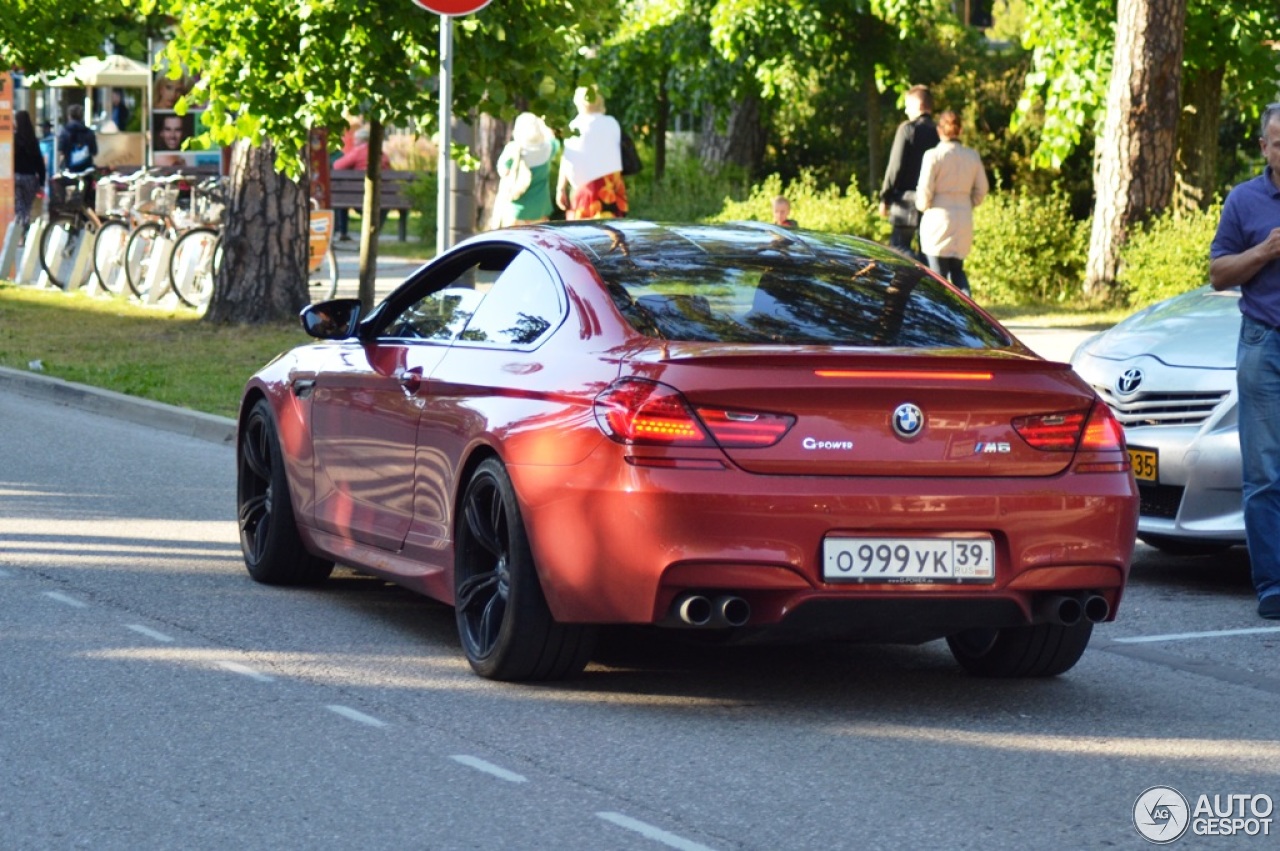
<box><xmin>556</xmin><ymin>86</ymin><xmax>629</xmax><ymax>220</ymax></box>
<box><xmin>915</xmin><ymin>110</ymin><xmax>989</xmax><ymax>295</ymax></box>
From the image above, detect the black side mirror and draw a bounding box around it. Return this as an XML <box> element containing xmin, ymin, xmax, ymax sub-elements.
<box><xmin>300</xmin><ymin>298</ymin><xmax>363</xmax><ymax>339</ymax></box>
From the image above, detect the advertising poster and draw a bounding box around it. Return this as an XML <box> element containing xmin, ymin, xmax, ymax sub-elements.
<box><xmin>150</xmin><ymin>43</ymin><xmax>220</xmax><ymax>171</ymax></box>
<box><xmin>0</xmin><ymin>73</ymin><xmax>14</xmax><ymax>240</ymax></box>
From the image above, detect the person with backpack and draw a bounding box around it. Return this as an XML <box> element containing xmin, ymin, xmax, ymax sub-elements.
<box><xmin>56</xmin><ymin>104</ymin><xmax>97</xmax><ymax>172</ymax></box>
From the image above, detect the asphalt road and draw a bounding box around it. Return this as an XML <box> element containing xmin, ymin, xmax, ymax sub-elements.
<box><xmin>2</xmin><ymin>374</ymin><xmax>1279</xmax><ymax>850</ymax></box>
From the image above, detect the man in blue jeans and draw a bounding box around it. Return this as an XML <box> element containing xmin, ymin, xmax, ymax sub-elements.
<box><xmin>1210</xmin><ymin>102</ymin><xmax>1280</xmax><ymax>620</ymax></box>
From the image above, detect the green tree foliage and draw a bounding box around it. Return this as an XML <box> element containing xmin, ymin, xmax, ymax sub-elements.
<box><xmin>596</xmin><ymin>0</ymin><xmax>735</xmax><ymax>179</ymax></box>
<box><xmin>1016</xmin><ymin>0</ymin><xmax>1280</xmax><ymax>182</ymax></box>
<box><xmin>146</xmin><ymin>0</ymin><xmax>615</xmax><ymax>175</ymax></box>
<box><xmin>0</xmin><ymin>1</ymin><xmax>152</xmax><ymax>74</ymax></box>
<box><xmin>134</xmin><ymin>0</ymin><xmax>614</xmax><ymax>318</ymax></box>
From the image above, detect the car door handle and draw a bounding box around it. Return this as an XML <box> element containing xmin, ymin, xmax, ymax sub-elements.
<box><xmin>398</xmin><ymin>367</ymin><xmax>424</xmax><ymax>393</ymax></box>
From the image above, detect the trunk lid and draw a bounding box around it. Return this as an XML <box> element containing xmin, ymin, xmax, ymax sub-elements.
<box><xmin>624</xmin><ymin>345</ymin><xmax>1094</xmax><ymax>477</ymax></box>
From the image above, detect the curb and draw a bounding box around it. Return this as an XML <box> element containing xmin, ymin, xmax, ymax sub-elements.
<box><xmin>0</xmin><ymin>364</ymin><xmax>237</xmax><ymax>446</ymax></box>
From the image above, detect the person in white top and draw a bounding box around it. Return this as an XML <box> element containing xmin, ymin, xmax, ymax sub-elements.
<box><xmin>915</xmin><ymin>110</ymin><xmax>989</xmax><ymax>296</ymax></box>
<box><xmin>556</xmin><ymin>86</ymin><xmax>629</xmax><ymax>220</ymax></box>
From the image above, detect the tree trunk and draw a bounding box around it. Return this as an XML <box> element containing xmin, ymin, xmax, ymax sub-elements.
<box><xmin>476</xmin><ymin>112</ymin><xmax>509</xmax><ymax>232</ymax></box>
<box><xmin>699</xmin><ymin>95</ymin><xmax>764</xmax><ymax>172</ymax></box>
<box><xmin>655</xmin><ymin>75</ymin><xmax>670</xmax><ymax>181</ymax></box>
<box><xmin>1082</xmin><ymin>0</ymin><xmax>1186</xmax><ymax>301</ymax></box>
<box><xmin>204</xmin><ymin>139</ymin><xmax>310</xmax><ymax>325</ymax></box>
<box><xmin>865</xmin><ymin>83</ymin><xmax>883</xmax><ymax>197</ymax></box>
<box><xmin>357</xmin><ymin>119</ymin><xmax>385</xmax><ymax>310</ymax></box>
<box><xmin>1174</xmin><ymin>64</ymin><xmax>1224</xmax><ymax>213</ymax></box>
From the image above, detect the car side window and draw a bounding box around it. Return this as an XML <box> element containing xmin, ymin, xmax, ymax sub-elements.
<box><xmin>457</xmin><ymin>251</ymin><xmax>563</xmax><ymax>347</ymax></box>
<box><xmin>385</xmin><ymin>286</ymin><xmax>486</xmax><ymax>341</ymax></box>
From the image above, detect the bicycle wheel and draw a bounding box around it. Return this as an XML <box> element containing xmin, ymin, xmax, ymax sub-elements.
<box><xmin>310</xmin><ymin>245</ymin><xmax>339</xmax><ymax>301</ymax></box>
<box><xmin>93</xmin><ymin>218</ymin><xmax>131</xmax><ymax>295</ymax></box>
<box><xmin>124</xmin><ymin>221</ymin><xmax>165</xmax><ymax>299</ymax></box>
<box><xmin>170</xmin><ymin>227</ymin><xmax>221</xmax><ymax>310</ymax></box>
<box><xmin>39</xmin><ymin>215</ymin><xmax>87</xmax><ymax>290</ymax></box>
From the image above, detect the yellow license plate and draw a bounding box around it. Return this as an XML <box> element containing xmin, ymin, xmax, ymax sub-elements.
<box><xmin>1129</xmin><ymin>447</ymin><xmax>1157</xmax><ymax>483</ymax></box>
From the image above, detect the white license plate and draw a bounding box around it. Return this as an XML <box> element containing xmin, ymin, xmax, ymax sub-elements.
<box><xmin>823</xmin><ymin>537</ymin><xmax>996</xmax><ymax>584</ymax></box>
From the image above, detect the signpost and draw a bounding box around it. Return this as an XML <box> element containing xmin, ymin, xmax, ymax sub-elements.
<box><xmin>410</xmin><ymin>0</ymin><xmax>494</xmax><ymax>255</ymax></box>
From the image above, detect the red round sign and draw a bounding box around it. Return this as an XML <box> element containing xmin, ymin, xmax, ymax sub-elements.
<box><xmin>411</xmin><ymin>0</ymin><xmax>493</xmax><ymax>13</ymax></box>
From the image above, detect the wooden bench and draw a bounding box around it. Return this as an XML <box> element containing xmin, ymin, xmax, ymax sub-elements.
<box><xmin>329</xmin><ymin>169</ymin><xmax>417</xmax><ymax>241</ymax></box>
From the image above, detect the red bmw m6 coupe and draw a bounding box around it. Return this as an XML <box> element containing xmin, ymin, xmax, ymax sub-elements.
<box><xmin>237</xmin><ymin>221</ymin><xmax>1138</xmax><ymax>681</ymax></box>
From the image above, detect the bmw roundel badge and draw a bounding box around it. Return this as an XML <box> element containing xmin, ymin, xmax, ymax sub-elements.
<box><xmin>892</xmin><ymin>402</ymin><xmax>925</xmax><ymax>439</ymax></box>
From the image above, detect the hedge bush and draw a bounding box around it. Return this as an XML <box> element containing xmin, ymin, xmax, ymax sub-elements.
<box><xmin>1116</xmin><ymin>206</ymin><xmax>1218</xmax><ymax>307</ymax></box>
<box><xmin>967</xmin><ymin>189</ymin><xmax>1089</xmax><ymax>307</ymax></box>
<box><xmin>712</xmin><ymin>171</ymin><xmax>889</xmax><ymax>242</ymax></box>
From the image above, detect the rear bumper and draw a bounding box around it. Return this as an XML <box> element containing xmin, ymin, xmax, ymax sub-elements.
<box><xmin>509</xmin><ymin>447</ymin><xmax>1138</xmax><ymax>636</ymax></box>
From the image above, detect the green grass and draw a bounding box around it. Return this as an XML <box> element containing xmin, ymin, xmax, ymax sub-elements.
<box><xmin>0</xmin><ymin>284</ymin><xmax>306</xmax><ymax>419</ymax></box>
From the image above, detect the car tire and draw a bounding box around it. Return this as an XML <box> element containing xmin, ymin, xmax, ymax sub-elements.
<box><xmin>237</xmin><ymin>399</ymin><xmax>334</xmax><ymax>585</ymax></box>
<box><xmin>946</xmin><ymin>621</ymin><xmax>1093</xmax><ymax>678</ymax></box>
<box><xmin>1138</xmin><ymin>534</ymin><xmax>1234</xmax><ymax>557</ymax></box>
<box><xmin>454</xmin><ymin>458</ymin><xmax>595</xmax><ymax>681</ymax></box>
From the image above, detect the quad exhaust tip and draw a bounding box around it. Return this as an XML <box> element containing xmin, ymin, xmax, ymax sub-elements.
<box><xmin>673</xmin><ymin>593</ymin><xmax>751</xmax><ymax>628</ymax></box>
<box><xmin>1037</xmin><ymin>593</ymin><xmax>1110</xmax><ymax>626</ymax></box>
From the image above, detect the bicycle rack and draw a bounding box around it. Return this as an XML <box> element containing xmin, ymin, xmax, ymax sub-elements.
<box><xmin>38</xmin><ymin>217</ymin><xmax>95</xmax><ymax>291</ymax></box>
<box><xmin>0</xmin><ymin>221</ymin><xmax>18</xmax><ymax>280</ymax></box>
<box><xmin>142</xmin><ymin>233</ymin><xmax>176</xmax><ymax>306</ymax></box>
<box><xmin>14</xmin><ymin>220</ymin><xmax>46</xmax><ymax>285</ymax></box>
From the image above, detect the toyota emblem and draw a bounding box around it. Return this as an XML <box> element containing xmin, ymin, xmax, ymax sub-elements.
<box><xmin>892</xmin><ymin>403</ymin><xmax>925</xmax><ymax>439</ymax></box>
<box><xmin>1115</xmin><ymin>368</ymin><xmax>1144</xmax><ymax>396</ymax></box>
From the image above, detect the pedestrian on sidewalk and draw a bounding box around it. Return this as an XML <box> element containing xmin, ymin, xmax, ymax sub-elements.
<box><xmin>1209</xmin><ymin>102</ymin><xmax>1280</xmax><ymax>621</ymax></box>
<box><xmin>333</xmin><ymin>126</ymin><xmax>391</xmax><ymax>241</ymax></box>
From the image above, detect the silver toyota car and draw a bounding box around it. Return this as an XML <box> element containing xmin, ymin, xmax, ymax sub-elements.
<box><xmin>1071</xmin><ymin>285</ymin><xmax>1243</xmax><ymax>555</ymax></box>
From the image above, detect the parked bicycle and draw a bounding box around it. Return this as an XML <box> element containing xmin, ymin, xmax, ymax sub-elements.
<box><xmin>39</xmin><ymin>168</ymin><xmax>105</xmax><ymax>290</ymax></box>
<box><xmin>122</xmin><ymin>172</ymin><xmax>199</xmax><ymax>301</ymax></box>
<box><xmin>168</xmin><ymin>176</ymin><xmax>227</xmax><ymax>310</ymax></box>
<box><xmin>91</xmin><ymin>169</ymin><xmax>161</xmax><ymax>296</ymax></box>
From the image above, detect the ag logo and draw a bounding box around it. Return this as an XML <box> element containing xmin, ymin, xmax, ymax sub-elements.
<box><xmin>1133</xmin><ymin>786</ymin><xmax>1189</xmax><ymax>844</ymax></box>
<box><xmin>1116</xmin><ymin>367</ymin><xmax>1144</xmax><ymax>396</ymax></box>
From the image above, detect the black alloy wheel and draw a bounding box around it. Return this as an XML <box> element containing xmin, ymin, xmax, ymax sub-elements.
<box><xmin>237</xmin><ymin>399</ymin><xmax>333</xmax><ymax>585</ymax></box>
<box><xmin>454</xmin><ymin>458</ymin><xmax>594</xmax><ymax>680</ymax></box>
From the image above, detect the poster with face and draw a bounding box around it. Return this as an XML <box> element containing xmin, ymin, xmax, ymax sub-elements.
<box><xmin>153</xmin><ymin>113</ymin><xmax>192</xmax><ymax>152</ymax></box>
<box><xmin>150</xmin><ymin>40</ymin><xmax>219</xmax><ymax>171</ymax></box>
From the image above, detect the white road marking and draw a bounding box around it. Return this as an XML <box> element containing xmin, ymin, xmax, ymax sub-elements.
<box><xmin>596</xmin><ymin>812</ymin><xmax>718</xmax><ymax>851</ymax></box>
<box><xmin>125</xmin><ymin>624</ymin><xmax>176</xmax><ymax>643</ymax></box>
<box><xmin>43</xmin><ymin>591</ymin><xmax>87</xmax><ymax>608</ymax></box>
<box><xmin>326</xmin><ymin>705</ymin><xmax>387</xmax><ymax>727</ymax></box>
<box><xmin>1111</xmin><ymin>626</ymin><xmax>1280</xmax><ymax>644</ymax></box>
<box><xmin>449</xmin><ymin>755</ymin><xmax>528</xmax><ymax>783</ymax></box>
<box><xmin>216</xmin><ymin>661</ymin><xmax>274</xmax><ymax>682</ymax></box>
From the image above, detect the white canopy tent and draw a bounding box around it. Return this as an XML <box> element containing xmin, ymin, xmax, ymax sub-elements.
<box><xmin>40</xmin><ymin>54</ymin><xmax>150</xmax><ymax>170</ymax></box>
<box><xmin>44</xmin><ymin>54</ymin><xmax>150</xmax><ymax>89</ymax></box>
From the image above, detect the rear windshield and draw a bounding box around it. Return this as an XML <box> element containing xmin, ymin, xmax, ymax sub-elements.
<box><xmin>594</xmin><ymin>234</ymin><xmax>1009</xmax><ymax>349</ymax></box>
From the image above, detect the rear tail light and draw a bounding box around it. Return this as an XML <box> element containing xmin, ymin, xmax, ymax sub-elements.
<box><xmin>694</xmin><ymin>407</ymin><xmax>795</xmax><ymax>447</ymax></box>
<box><xmin>1012</xmin><ymin>401</ymin><xmax>1127</xmax><ymax>453</ymax></box>
<box><xmin>594</xmin><ymin>379</ymin><xmax>793</xmax><ymax>448</ymax></box>
<box><xmin>1012</xmin><ymin>409</ymin><xmax>1088</xmax><ymax>451</ymax></box>
<box><xmin>1078</xmin><ymin>400</ymin><xmax>1126</xmax><ymax>451</ymax></box>
<box><xmin>594</xmin><ymin>379</ymin><xmax>711</xmax><ymax>446</ymax></box>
